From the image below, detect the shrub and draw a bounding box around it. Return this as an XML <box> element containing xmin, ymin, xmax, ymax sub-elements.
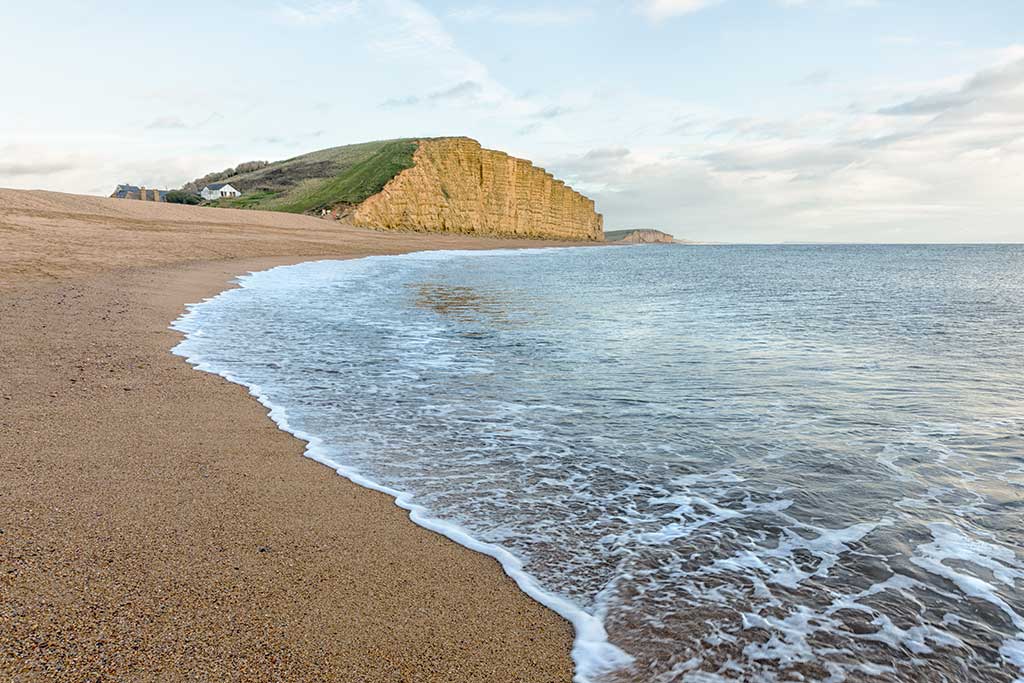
<box><xmin>166</xmin><ymin>190</ymin><xmax>201</xmax><ymax>205</ymax></box>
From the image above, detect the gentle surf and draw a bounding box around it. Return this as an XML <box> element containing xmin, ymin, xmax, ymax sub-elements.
<box><xmin>173</xmin><ymin>244</ymin><xmax>1024</xmax><ymax>682</ymax></box>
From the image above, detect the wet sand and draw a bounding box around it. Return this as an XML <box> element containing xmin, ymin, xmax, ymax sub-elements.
<box><xmin>0</xmin><ymin>189</ymin><xmax>576</xmax><ymax>681</ymax></box>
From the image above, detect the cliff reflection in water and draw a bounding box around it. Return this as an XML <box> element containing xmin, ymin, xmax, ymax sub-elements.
<box><xmin>412</xmin><ymin>282</ymin><xmax>517</xmax><ymax>327</ymax></box>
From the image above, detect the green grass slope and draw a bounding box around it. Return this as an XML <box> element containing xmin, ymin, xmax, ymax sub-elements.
<box><xmin>203</xmin><ymin>138</ymin><xmax>417</xmax><ymax>212</ymax></box>
<box><xmin>274</xmin><ymin>139</ymin><xmax>418</xmax><ymax>213</ymax></box>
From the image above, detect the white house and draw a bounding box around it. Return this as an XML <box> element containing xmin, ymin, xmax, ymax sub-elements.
<box><xmin>201</xmin><ymin>183</ymin><xmax>241</xmax><ymax>200</ymax></box>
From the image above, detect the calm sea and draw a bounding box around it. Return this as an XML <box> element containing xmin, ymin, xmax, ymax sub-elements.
<box><xmin>173</xmin><ymin>244</ymin><xmax>1024</xmax><ymax>682</ymax></box>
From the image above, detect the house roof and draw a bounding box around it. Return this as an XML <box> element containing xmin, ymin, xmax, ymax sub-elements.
<box><xmin>112</xmin><ymin>184</ymin><xmax>141</xmax><ymax>198</ymax></box>
<box><xmin>112</xmin><ymin>184</ymin><xmax>173</xmax><ymax>199</ymax></box>
<box><xmin>205</xmin><ymin>183</ymin><xmax>229</xmax><ymax>190</ymax></box>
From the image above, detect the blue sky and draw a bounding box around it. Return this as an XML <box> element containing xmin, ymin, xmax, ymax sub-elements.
<box><xmin>1</xmin><ymin>0</ymin><xmax>1022</xmax><ymax>242</ymax></box>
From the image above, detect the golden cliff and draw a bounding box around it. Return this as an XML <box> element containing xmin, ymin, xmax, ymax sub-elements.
<box><xmin>353</xmin><ymin>138</ymin><xmax>604</xmax><ymax>241</ymax></box>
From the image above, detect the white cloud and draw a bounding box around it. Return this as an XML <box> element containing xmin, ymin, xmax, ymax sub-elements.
<box><xmin>449</xmin><ymin>5</ymin><xmax>593</xmax><ymax>25</ymax></box>
<box><xmin>639</xmin><ymin>0</ymin><xmax>876</xmax><ymax>19</ymax></box>
<box><xmin>637</xmin><ymin>0</ymin><xmax>720</xmax><ymax>21</ymax></box>
<box><xmin>548</xmin><ymin>50</ymin><xmax>1024</xmax><ymax>242</ymax></box>
<box><xmin>878</xmin><ymin>55</ymin><xmax>1024</xmax><ymax>116</ymax></box>
<box><xmin>146</xmin><ymin>116</ymin><xmax>189</xmax><ymax>130</ymax></box>
<box><xmin>382</xmin><ymin>80</ymin><xmax>485</xmax><ymax>108</ymax></box>
<box><xmin>780</xmin><ymin>0</ymin><xmax>878</xmax><ymax>7</ymax></box>
<box><xmin>274</xmin><ymin>0</ymin><xmax>359</xmax><ymax>26</ymax></box>
<box><xmin>370</xmin><ymin>0</ymin><xmax>570</xmax><ymax>122</ymax></box>
<box><xmin>373</xmin><ymin>0</ymin><xmax>457</xmax><ymax>53</ymax></box>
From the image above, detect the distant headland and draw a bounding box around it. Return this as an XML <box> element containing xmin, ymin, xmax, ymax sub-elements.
<box><xmin>604</xmin><ymin>228</ymin><xmax>689</xmax><ymax>244</ymax></box>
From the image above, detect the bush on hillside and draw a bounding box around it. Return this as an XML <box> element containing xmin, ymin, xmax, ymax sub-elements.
<box><xmin>166</xmin><ymin>190</ymin><xmax>201</xmax><ymax>205</ymax></box>
<box><xmin>181</xmin><ymin>160</ymin><xmax>269</xmax><ymax>193</ymax></box>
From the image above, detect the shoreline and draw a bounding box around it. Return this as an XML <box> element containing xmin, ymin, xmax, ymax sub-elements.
<box><xmin>0</xmin><ymin>190</ymin><xmax>582</xmax><ymax>681</ymax></box>
<box><xmin>172</xmin><ymin>256</ymin><xmax>633</xmax><ymax>681</ymax></box>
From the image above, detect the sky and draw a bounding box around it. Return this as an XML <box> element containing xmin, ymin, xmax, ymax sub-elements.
<box><xmin>1</xmin><ymin>1</ymin><xmax>1022</xmax><ymax>243</ymax></box>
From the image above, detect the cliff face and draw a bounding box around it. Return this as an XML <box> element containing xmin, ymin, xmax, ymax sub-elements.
<box><xmin>604</xmin><ymin>229</ymin><xmax>677</xmax><ymax>244</ymax></box>
<box><xmin>353</xmin><ymin>138</ymin><xmax>603</xmax><ymax>241</ymax></box>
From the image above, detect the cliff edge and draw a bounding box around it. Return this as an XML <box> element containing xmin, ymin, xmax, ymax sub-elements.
<box><xmin>353</xmin><ymin>138</ymin><xmax>604</xmax><ymax>241</ymax></box>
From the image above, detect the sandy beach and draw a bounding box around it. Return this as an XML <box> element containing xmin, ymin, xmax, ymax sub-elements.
<box><xmin>0</xmin><ymin>189</ymin><xmax>576</xmax><ymax>681</ymax></box>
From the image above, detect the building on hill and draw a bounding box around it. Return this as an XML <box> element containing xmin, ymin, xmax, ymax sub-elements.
<box><xmin>110</xmin><ymin>184</ymin><xmax>168</xmax><ymax>202</ymax></box>
<box><xmin>201</xmin><ymin>183</ymin><xmax>240</xmax><ymax>200</ymax></box>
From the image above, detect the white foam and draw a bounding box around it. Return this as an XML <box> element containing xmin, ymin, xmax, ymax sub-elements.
<box><xmin>910</xmin><ymin>522</ymin><xmax>1024</xmax><ymax>678</ymax></box>
<box><xmin>1001</xmin><ymin>637</ymin><xmax>1024</xmax><ymax>683</ymax></box>
<box><xmin>171</xmin><ymin>250</ymin><xmax>633</xmax><ymax>683</ymax></box>
<box><xmin>910</xmin><ymin>523</ymin><xmax>1023</xmax><ymax>626</ymax></box>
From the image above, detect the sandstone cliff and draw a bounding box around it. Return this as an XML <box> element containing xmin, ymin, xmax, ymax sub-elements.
<box><xmin>353</xmin><ymin>138</ymin><xmax>603</xmax><ymax>241</ymax></box>
<box><xmin>604</xmin><ymin>229</ymin><xmax>678</xmax><ymax>244</ymax></box>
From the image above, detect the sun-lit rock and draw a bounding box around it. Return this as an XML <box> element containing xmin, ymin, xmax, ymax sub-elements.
<box><xmin>354</xmin><ymin>137</ymin><xmax>604</xmax><ymax>241</ymax></box>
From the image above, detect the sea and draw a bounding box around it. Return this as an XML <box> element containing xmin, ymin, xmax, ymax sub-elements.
<box><xmin>172</xmin><ymin>244</ymin><xmax>1024</xmax><ymax>683</ymax></box>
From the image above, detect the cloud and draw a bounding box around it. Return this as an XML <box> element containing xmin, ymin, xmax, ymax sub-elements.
<box><xmin>543</xmin><ymin>50</ymin><xmax>1024</xmax><ymax>242</ymax></box>
<box><xmin>878</xmin><ymin>56</ymin><xmax>1024</xmax><ymax>116</ymax></box>
<box><xmin>878</xmin><ymin>92</ymin><xmax>972</xmax><ymax>117</ymax></box>
<box><xmin>637</xmin><ymin>0</ymin><xmax>720</xmax><ymax>20</ymax></box>
<box><xmin>369</xmin><ymin>0</ymin><xmax>519</xmax><ymax>110</ymax></box>
<box><xmin>533</xmin><ymin>105</ymin><xmax>573</xmax><ymax>120</ymax></box>
<box><xmin>449</xmin><ymin>5</ymin><xmax>593</xmax><ymax>25</ymax></box>
<box><xmin>429</xmin><ymin>80</ymin><xmax>484</xmax><ymax>101</ymax></box>
<box><xmin>0</xmin><ymin>161</ymin><xmax>76</xmax><ymax>176</ymax></box>
<box><xmin>793</xmin><ymin>69</ymin><xmax>832</xmax><ymax>87</ymax></box>
<box><xmin>638</xmin><ymin>0</ymin><xmax>873</xmax><ymax>20</ymax></box>
<box><xmin>146</xmin><ymin>116</ymin><xmax>189</xmax><ymax>130</ymax></box>
<box><xmin>381</xmin><ymin>94</ymin><xmax>421</xmax><ymax>108</ymax></box>
<box><xmin>582</xmin><ymin>147</ymin><xmax>631</xmax><ymax>162</ymax></box>
<box><xmin>372</xmin><ymin>0</ymin><xmax>457</xmax><ymax>54</ymax></box>
<box><xmin>382</xmin><ymin>80</ymin><xmax>484</xmax><ymax>107</ymax></box>
<box><xmin>275</xmin><ymin>0</ymin><xmax>360</xmax><ymax>25</ymax></box>
<box><xmin>779</xmin><ymin>0</ymin><xmax>878</xmax><ymax>7</ymax></box>
<box><xmin>880</xmin><ymin>34</ymin><xmax>918</xmax><ymax>46</ymax></box>
<box><xmin>369</xmin><ymin>0</ymin><xmax>554</xmax><ymax>124</ymax></box>
<box><xmin>702</xmin><ymin>142</ymin><xmax>860</xmax><ymax>173</ymax></box>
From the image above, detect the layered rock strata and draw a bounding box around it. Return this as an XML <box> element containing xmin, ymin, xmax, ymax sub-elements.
<box><xmin>353</xmin><ymin>137</ymin><xmax>603</xmax><ymax>241</ymax></box>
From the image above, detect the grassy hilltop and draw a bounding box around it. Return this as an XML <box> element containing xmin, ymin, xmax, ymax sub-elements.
<box><xmin>191</xmin><ymin>139</ymin><xmax>418</xmax><ymax>213</ymax></box>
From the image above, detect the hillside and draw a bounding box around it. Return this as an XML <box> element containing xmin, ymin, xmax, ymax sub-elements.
<box><xmin>186</xmin><ymin>139</ymin><xmax>418</xmax><ymax>212</ymax></box>
<box><xmin>185</xmin><ymin>137</ymin><xmax>603</xmax><ymax>241</ymax></box>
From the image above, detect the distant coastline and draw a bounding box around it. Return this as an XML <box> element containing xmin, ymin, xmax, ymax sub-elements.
<box><xmin>604</xmin><ymin>228</ymin><xmax>693</xmax><ymax>244</ymax></box>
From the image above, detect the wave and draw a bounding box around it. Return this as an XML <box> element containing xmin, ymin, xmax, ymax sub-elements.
<box><xmin>170</xmin><ymin>251</ymin><xmax>632</xmax><ymax>682</ymax></box>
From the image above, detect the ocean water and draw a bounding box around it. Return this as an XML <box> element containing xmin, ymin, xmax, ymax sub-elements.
<box><xmin>173</xmin><ymin>244</ymin><xmax>1024</xmax><ymax>683</ymax></box>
